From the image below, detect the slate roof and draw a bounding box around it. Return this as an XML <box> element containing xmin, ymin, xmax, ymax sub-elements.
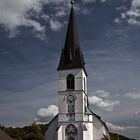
<box><xmin>57</xmin><ymin>4</ymin><xmax>86</xmax><ymax>74</ymax></box>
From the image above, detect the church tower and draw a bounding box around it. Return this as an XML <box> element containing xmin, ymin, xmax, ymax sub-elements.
<box><xmin>57</xmin><ymin>1</ymin><xmax>89</xmax><ymax>139</ymax></box>
<box><xmin>45</xmin><ymin>1</ymin><xmax>110</xmax><ymax>140</ymax></box>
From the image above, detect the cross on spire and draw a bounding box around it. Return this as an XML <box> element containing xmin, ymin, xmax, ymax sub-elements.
<box><xmin>71</xmin><ymin>0</ymin><xmax>74</xmax><ymax>7</ymax></box>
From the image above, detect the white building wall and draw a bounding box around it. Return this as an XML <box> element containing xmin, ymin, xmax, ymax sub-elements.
<box><xmin>83</xmin><ymin>123</ymin><xmax>93</xmax><ymax>140</ymax></box>
<box><xmin>58</xmin><ymin>92</ymin><xmax>86</xmax><ymax>122</ymax></box>
<box><xmin>52</xmin><ymin>68</ymin><xmax>110</xmax><ymax>140</ymax></box>
<box><xmin>58</xmin><ymin>91</ymin><xmax>89</xmax><ymax>122</ymax></box>
<box><xmin>58</xmin><ymin>69</ymin><xmax>88</xmax><ymax>123</ymax></box>
<box><xmin>92</xmin><ymin>115</ymin><xmax>110</xmax><ymax>140</ymax></box>
<box><xmin>57</xmin><ymin>125</ymin><xmax>63</xmax><ymax>140</ymax></box>
<box><xmin>45</xmin><ymin>115</ymin><xmax>110</xmax><ymax>140</ymax></box>
<box><xmin>58</xmin><ymin>69</ymin><xmax>87</xmax><ymax>92</ymax></box>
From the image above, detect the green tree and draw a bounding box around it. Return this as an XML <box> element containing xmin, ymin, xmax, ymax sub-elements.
<box><xmin>23</xmin><ymin>122</ymin><xmax>43</xmax><ymax>140</ymax></box>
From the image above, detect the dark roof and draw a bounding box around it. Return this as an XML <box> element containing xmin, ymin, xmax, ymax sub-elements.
<box><xmin>47</xmin><ymin>114</ymin><xmax>58</xmax><ymax>127</ymax></box>
<box><xmin>57</xmin><ymin>5</ymin><xmax>86</xmax><ymax>73</ymax></box>
<box><xmin>0</xmin><ymin>129</ymin><xmax>14</xmax><ymax>140</ymax></box>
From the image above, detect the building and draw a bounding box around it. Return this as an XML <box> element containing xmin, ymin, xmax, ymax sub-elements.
<box><xmin>45</xmin><ymin>1</ymin><xmax>110</xmax><ymax>140</ymax></box>
<box><xmin>0</xmin><ymin>129</ymin><xmax>14</xmax><ymax>140</ymax></box>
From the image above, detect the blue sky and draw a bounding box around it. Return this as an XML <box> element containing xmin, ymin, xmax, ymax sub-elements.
<box><xmin>0</xmin><ymin>0</ymin><xmax>140</xmax><ymax>139</ymax></box>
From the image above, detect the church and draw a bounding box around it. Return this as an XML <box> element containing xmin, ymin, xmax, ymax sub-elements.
<box><xmin>45</xmin><ymin>1</ymin><xmax>110</xmax><ymax>140</ymax></box>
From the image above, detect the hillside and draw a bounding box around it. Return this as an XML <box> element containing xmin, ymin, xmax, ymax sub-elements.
<box><xmin>0</xmin><ymin>123</ymin><xmax>47</xmax><ymax>140</ymax></box>
<box><xmin>110</xmin><ymin>132</ymin><xmax>136</xmax><ymax>140</ymax></box>
<box><xmin>0</xmin><ymin>124</ymin><xmax>136</xmax><ymax>140</ymax></box>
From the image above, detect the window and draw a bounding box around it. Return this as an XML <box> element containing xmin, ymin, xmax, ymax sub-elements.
<box><xmin>67</xmin><ymin>74</ymin><xmax>75</xmax><ymax>90</ymax></box>
<box><xmin>67</xmin><ymin>95</ymin><xmax>75</xmax><ymax>113</ymax></box>
<box><xmin>65</xmin><ymin>124</ymin><xmax>77</xmax><ymax>140</ymax></box>
<box><xmin>67</xmin><ymin>95</ymin><xmax>75</xmax><ymax>121</ymax></box>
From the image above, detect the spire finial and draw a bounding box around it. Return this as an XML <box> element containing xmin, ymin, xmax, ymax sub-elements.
<box><xmin>71</xmin><ymin>0</ymin><xmax>74</xmax><ymax>7</ymax></box>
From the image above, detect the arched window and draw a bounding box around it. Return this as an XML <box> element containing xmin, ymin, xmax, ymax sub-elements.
<box><xmin>67</xmin><ymin>74</ymin><xmax>75</xmax><ymax>90</ymax></box>
<box><xmin>67</xmin><ymin>95</ymin><xmax>75</xmax><ymax>121</ymax></box>
<box><xmin>67</xmin><ymin>95</ymin><xmax>75</xmax><ymax>113</ymax></box>
<box><xmin>65</xmin><ymin>124</ymin><xmax>77</xmax><ymax>140</ymax></box>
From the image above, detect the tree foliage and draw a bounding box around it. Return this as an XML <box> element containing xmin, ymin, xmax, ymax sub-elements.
<box><xmin>0</xmin><ymin>124</ymin><xmax>135</xmax><ymax>140</ymax></box>
<box><xmin>0</xmin><ymin>123</ymin><xmax>48</xmax><ymax>140</ymax></box>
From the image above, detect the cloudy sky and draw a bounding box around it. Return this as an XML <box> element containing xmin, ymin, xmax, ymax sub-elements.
<box><xmin>0</xmin><ymin>0</ymin><xmax>140</xmax><ymax>139</ymax></box>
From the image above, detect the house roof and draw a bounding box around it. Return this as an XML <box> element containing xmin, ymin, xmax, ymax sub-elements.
<box><xmin>57</xmin><ymin>3</ymin><xmax>86</xmax><ymax>74</ymax></box>
<box><xmin>0</xmin><ymin>129</ymin><xmax>14</xmax><ymax>140</ymax></box>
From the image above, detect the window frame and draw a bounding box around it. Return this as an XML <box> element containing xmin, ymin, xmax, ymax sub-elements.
<box><xmin>66</xmin><ymin>74</ymin><xmax>75</xmax><ymax>90</ymax></box>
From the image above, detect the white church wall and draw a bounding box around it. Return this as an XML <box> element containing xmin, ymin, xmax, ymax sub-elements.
<box><xmin>58</xmin><ymin>69</ymin><xmax>87</xmax><ymax>92</ymax></box>
<box><xmin>58</xmin><ymin>93</ymin><xmax>68</xmax><ymax>122</ymax></box>
<box><xmin>93</xmin><ymin>116</ymin><xmax>104</xmax><ymax>140</ymax></box>
<box><xmin>92</xmin><ymin>114</ymin><xmax>110</xmax><ymax>140</ymax></box>
<box><xmin>58</xmin><ymin>92</ymin><xmax>86</xmax><ymax>122</ymax></box>
<box><xmin>57</xmin><ymin>125</ymin><xmax>63</xmax><ymax>140</ymax></box>
<box><xmin>59</xmin><ymin>124</ymin><xmax>66</xmax><ymax>140</ymax></box>
<box><xmin>58</xmin><ymin>94</ymin><xmax>68</xmax><ymax>113</ymax></box>
<box><xmin>58</xmin><ymin>124</ymin><xmax>68</xmax><ymax>140</ymax></box>
<box><xmin>75</xmin><ymin>93</ymin><xmax>84</xmax><ymax>121</ymax></box>
<box><xmin>58</xmin><ymin>69</ymin><xmax>87</xmax><ymax>122</ymax></box>
<box><xmin>45</xmin><ymin>115</ymin><xmax>110</xmax><ymax>140</ymax></box>
<box><xmin>83</xmin><ymin>123</ymin><xmax>93</xmax><ymax>140</ymax></box>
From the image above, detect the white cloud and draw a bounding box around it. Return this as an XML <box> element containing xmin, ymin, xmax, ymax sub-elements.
<box><xmin>81</xmin><ymin>9</ymin><xmax>91</xmax><ymax>15</ymax></box>
<box><xmin>100</xmin><ymin>0</ymin><xmax>107</xmax><ymax>2</ymax></box>
<box><xmin>114</xmin><ymin>18</ymin><xmax>121</xmax><ymax>23</ymax></box>
<box><xmin>82</xmin><ymin>0</ymin><xmax>96</xmax><ymax>2</ymax></box>
<box><xmin>0</xmin><ymin>0</ymin><xmax>68</xmax><ymax>37</ymax></box>
<box><xmin>132</xmin><ymin>0</ymin><xmax>140</xmax><ymax>8</ymax></box>
<box><xmin>106</xmin><ymin>122</ymin><xmax>138</xmax><ymax>131</ymax></box>
<box><xmin>55</xmin><ymin>6</ymin><xmax>69</xmax><ymax>17</ymax></box>
<box><xmin>107</xmin><ymin>122</ymin><xmax>126</xmax><ymax>131</ymax></box>
<box><xmin>93</xmin><ymin>90</ymin><xmax>110</xmax><ymax>98</ymax></box>
<box><xmin>89</xmin><ymin>90</ymin><xmax>120</xmax><ymax>111</ymax></box>
<box><xmin>0</xmin><ymin>0</ymin><xmax>109</xmax><ymax>37</ymax></box>
<box><xmin>136</xmin><ymin>111</ymin><xmax>140</xmax><ymax>116</ymax></box>
<box><xmin>117</xmin><ymin>0</ymin><xmax>140</xmax><ymax>25</ymax></box>
<box><xmin>56</xmin><ymin>10</ymin><xmax>67</xmax><ymax>17</ymax></box>
<box><xmin>82</xmin><ymin>0</ymin><xmax>107</xmax><ymax>3</ymax></box>
<box><xmin>125</xmin><ymin>91</ymin><xmax>140</xmax><ymax>99</ymax></box>
<box><xmin>43</xmin><ymin>0</ymin><xmax>65</xmax><ymax>4</ymax></box>
<box><xmin>35</xmin><ymin>105</ymin><xmax>58</xmax><ymax>123</ymax></box>
<box><xmin>0</xmin><ymin>0</ymin><xmax>42</xmax><ymax>30</ymax></box>
<box><xmin>50</xmin><ymin>20</ymin><xmax>63</xmax><ymax>31</ymax></box>
<box><xmin>37</xmin><ymin>105</ymin><xmax>58</xmax><ymax>117</ymax></box>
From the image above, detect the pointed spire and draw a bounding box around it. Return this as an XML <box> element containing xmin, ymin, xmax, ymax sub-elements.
<box><xmin>57</xmin><ymin>1</ymin><xmax>86</xmax><ymax>74</ymax></box>
<box><xmin>71</xmin><ymin>0</ymin><xmax>74</xmax><ymax>7</ymax></box>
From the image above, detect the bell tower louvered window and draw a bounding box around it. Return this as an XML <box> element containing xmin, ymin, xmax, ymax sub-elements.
<box><xmin>67</xmin><ymin>74</ymin><xmax>75</xmax><ymax>90</ymax></box>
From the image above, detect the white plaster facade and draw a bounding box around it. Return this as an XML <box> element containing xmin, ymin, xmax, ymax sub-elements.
<box><xmin>58</xmin><ymin>69</ymin><xmax>87</xmax><ymax>123</ymax></box>
<box><xmin>45</xmin><ymin>68</ymin><xmax>110</xmax><ymax>140</ymax></box>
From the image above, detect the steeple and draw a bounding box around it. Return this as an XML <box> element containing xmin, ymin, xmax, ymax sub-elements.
<box><xmin>46</xmin><ymin>2</ymin><xmax>110</xmax><ymax>140</ymax></box>
<box><xmin>57</xmin><ymin>1</ymin><xmax>86</xmax><ymax>72</ymax></box>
